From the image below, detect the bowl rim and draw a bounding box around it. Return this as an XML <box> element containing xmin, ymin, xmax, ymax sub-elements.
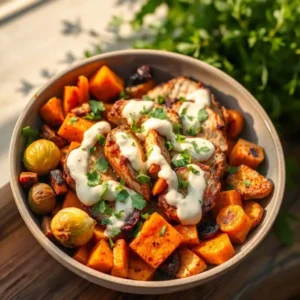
<box><xmin>9</xmin><ymin>49</ymin><xmax>285</xmax><ymax>291</ymax></box>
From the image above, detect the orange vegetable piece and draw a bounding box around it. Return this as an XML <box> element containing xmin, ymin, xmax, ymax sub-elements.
<box><xmin>73</xmin><ymin>244</ymin><xmax>90</xmax><ymax>264</ymax></box>
<box><xmin>227</xmin><ymin>109</ymin><xmax>244</xmax><ymax>138</ymax></box>
<box><xmin>243</xmin><ymin>201</ymin><xmax>264</xmax><ymax>229</ymax></box>
<box><xmin>128</xmin><ymin>252</ymin><xmax>155</xmax><ymax>281</ymax></box>
<box><xmin>192</xmin><ymin>233</ymin><xmax>235</xmax><ymax>265</ymax></box>
<box><xmin>229</xmin><ymin>138</ymin><xmax>265</xmax><ymax>169</ymax></box>
<box><xmin>87</xmin><ymin>239</ymin><xmax>113</xmax><ymax>273</ymax></box>
<box><xmin>212</xmin><ymin>190</ymin><xmax>242</xmax><ymax>216</ymax></box>
<box><xmin>93</xmin><ymin>225</ymin><xmax>108</xmax><ymax>242</ymax></box>
<box><xmin>39</xmin><ymin>97</ymin><xmax>65</xmax><ymax>127</ymax></box>
<box><xmin>174</xmin><ymin>225</ymin><xmax>200</xmax><ymax>246</ymax></box>
<box><xmin>111</xmin><ymin>239</ymin><xmax>129</xmax><ymax>278</ymax></box>
<box><xmin>129</xmin><ymin>212</ymin><xmax>182</xmax><ymax>268</ymax></box>
<box><xmin>216</xmin><ymin>205</ymin><xmax>252</xmax><ymax>244</ymax></box>
<box><xmin>152</xmin><ymin>178</ymin><xmax>167</xmax><ymax>196</ymax></box>
<box><xmin>63</xmin><ymin>86</ymin><xmax>79</xmax><ymax>115</ymax></box>
<box><xmin>89</xmin><ymin>65</ymin><xmax>124</xmax><ymax>102</ymax></box>
<box><xmin>77</xmin><ymin>75</ymin><xmax>90</xmax><ymax>104</ymax></box>
<box><xmin>148</xmin><ymin>164</ymin><xmax>161</xmax><ymax>176</ymax></box>
<box><xmin>176</xmin><ymin>247</ymin><xmax>207</xmax><ymax>278</ymax></box>
<box><xmin>58</xmin><ymin>113</ymin><xmax>94</xmax><ymax>143</ymax></box>
<box><xmin>126</xmin><ymin>80</ymin><xmax>156</xmax><ymax>98</ymax></box>
<box><xmin>62</xmin><ymin>190</ymin><xmax>82</xmax><ymax>209</ymax></box>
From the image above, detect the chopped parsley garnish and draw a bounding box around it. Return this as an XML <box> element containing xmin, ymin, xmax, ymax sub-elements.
<box><xmin>94</xmin><ymin>157</ymin><xmax>109</xmax><ymax>173</ymax></box>
<box><xmin>68</xmin><ymin>116</ymin><xmax>78</xmax><ymax>125</ymax></box>
<box><xmin>136</xmin><ymin>171</ymin><xmax>150</xmax><ymax>184</ymax></box>
<box><xmin>147</xmin><ymin>146</ymin><xmax>154</xmax><ymax>158</ymax></box>
<box><xmin>97</xmin><ymin>134</ymin><xmax>106</xmax><ymax>146</ymax></box>
<box><xmin>131</xmin><ymin>119</ymin><xmax>143</xmax><ymax>133</ymax></box>
<box><xmin>116</xmin><ymin>189</ymin><xmax>130</xmax><ymax>202</ymax></box>
<box><xmin>186</xmin><ymin>127</ymin><xmax>198</xmax><ymax>136</ymax></box>
<box><xmin>188</xmin><ymin>165</ymin><xmax>200</xmax><ymax>174</ymax></box>
<box><xmin>141</xmin><ymin>105</ymin><xmax>150</xmax><ymax>115</ymax></box>
<box><xmin>21</xmin><ymin>126</ymin><xmax>39</xmax><ymax>146</ymax></box>
<box><xmin>121</xmin><ymin>134</ymin><xmax>128</xmax><ymax>139</ymax></box>
<box><xmin>157</xmin><ymin>95</ymin><xmax>165</xmax><ymax>104</ymax></box>
<box><xmin>81</xmin><ymin>147</ymin><xmax>86</xmax><ymax>151</ymax></box>
<box><xmin>130</xmin><ymin>221</ymin><xmax>143</xmax><ymax>238</ymax></box>
<box><xmin>92</xmin><ymin>200</ymin><xmax>106</xmax><ymax>214</ymax></box>
<box><xmin>180</xmin><ymin>107</ymin><xmax>187</xmax><ymax>116</ymax></box>
<box><xmin>198</xmin><ymin>108</ymin><xmax>208</xmax><ymax>122</ymax></box>
<box><xmin>84</xmin><ymin>100</ymin><xmax>105</xmax><ymax>120</ymax></box>
<box><xmin>115</xmin><ymin>178</ymin><xmax>125</xmax><ymax>191</ymax></box>
<box><xmin>101</xmin><ymin>217</ymin><xmax>113</xmax><ymax>225</ymax></box>
<box><xmin>179</xmin><ymin>96</ymin><xmax>186</xmax><ymax>102</ymax></box>
<box><xmin>119</xmin><ymin>90</ymin><xmax>130</xmax><ymax>99</ymax></box>
<box><xmin>175</xmin><ymin>134</ymin><xmax>186</xmax><ymax>143</ymax></box>
<box><xmin>143</xmin><ymin>95</ymin><xmax>154</xmax><ymax>101</ymax></box>
<box><xmin>131</xmin><ymin>194</ymin><xmax>147</xmax><ymax>210</ymax></box>
<box><xmin>114</xmin><ymin>210</ymin><xmax>124</xmax><ymax>219</ymax></box>
<box><xmin>178</xmin><ymin>178</ymin><xmax>189</xmax><ymax>189</ymax></box>
<box><xmin>141</xmin><ymin>212</ymin><xmax>150</xmax><ymax>220</ymax></box>
<box><xmin>191</xmin><ymin>141</ymin><xmax>210</xmax><ymax>154</ymax></box>
<box><xmin>187</xmin><ymin>115</ymin><xmax>194</xmax><ymax>121</ymax></box>
<box><xmin>244</xmin><ymin>180</ymin><xmax>252</xmax><ymax>187</ymax></box>
<box><xmin>132</xmin><ymin>141</ymin><xmax>136</xmax><ymax>147</ymax></box>
<box><xmin>109</xmin><ymin>237</ymin><xmax>114</xmax><ymax>248</ymax></box>
<box><xmin>165</xmin><ymin>141</ymin><xmax>173</xmax><ymax>151</ymax></box>
<box><xmin>99</xmin><ymin>182</ymin><xmax>108</xmax><ymax>198</ymax></box>
<box><xmin>149</xmin><ymin>107</ymin><xmax>167</xmax><ymax>119</ymax></box>
<box><xmin>87</xmin><ymin>171</ymin><xmax>100</xmax><ymax>187</ymax></box>
<box><xmin>89</xmin><ymin>146</ymin><xmax>96</xmax><ymax>154</ymax></box>
<box><xmin>110</xmin><ymin>227</ymin><xmax>121</xmax><ymax>238</ymax></box>
<box><xmin>173</xmin><ymin>123</ymin><xmax>182</xmax><ymax>134</ymax></box>
<box><xmin>172</xmin><ymin>150</ymin><xmax>191</xmax><ymax>167</ymax></box>
<box><xmin>227</xmin><ymin>166</ymin><xmax>238</xmax><ymax>174</ymax></box>
<box><xmin>160</xmin><ymin>225</ymin><xmax>167</xmax><ymax>236</ymax></box>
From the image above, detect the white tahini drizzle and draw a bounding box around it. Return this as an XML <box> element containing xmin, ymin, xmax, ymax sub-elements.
<box><xmin>179</xmin><ymin>88</ymin><xmax>211</xmax><ymax>134</ymax></box>
<box><xmin>122</xmin><ymin>100</ymin><xmax>154</xmax><ymax>125</ymax></box>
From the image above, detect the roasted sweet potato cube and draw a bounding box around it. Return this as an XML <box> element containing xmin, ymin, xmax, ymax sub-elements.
<box><xmin>87</xmin><ymin>239</ymin><xmax>113</xmax><ymax>273</ymax></box>
<box><xmin>93</xmin><ymin>225</ymin><xmax>108</xmax><ymax>242</ymax></box>
<box><xmin>39</xmin><ymin>97</ymin><xmax>65</xmax><ymax>127</ymax></box>
<box><xmin>226</xmin><ymin>109</ymin><xmax>244</xmax><ymax>138</ymax></box>
<box><xmin>19</xmin><ymin>172</ymin><xmax>38</xmax><ymax>189</ymax></box>
<box><xmin>176</xmin><ymin>247</ymin><xmax>207</xmax><ymax>278</ymax></box>
<box><xmin>226</xmin><ymin>164</ymin><xmax>273</xmax><ymax>200</ymax></box>
<box><xmin>128</xmin><ymin>253</ymin><xmax>155</xmax><ymax>281</ymax></box>
<box><xmin>129</xmin><ymin>212</ymin><xmax>182</xmax><ymax>268</ymax></box>
<box><xmin>229</xmin><ymin>138</ymin><xmax>264</xmax><ymax>169</ymax></box>
<box><xmin>111</xmin><ymin>239</ymin><xmax>129</xmax><ymax>278</ymax></box>
<box><xmin>192</xmin><ymin>233</ymin><xmax>235</xmax><ymax>265</ymax></box>
<box><xmin>89</xmin><ymin>65</ymin><xmax>124</xmax><ymax>102</ymax></box>
<box><xmin>73</xmin><ymin>244</ymin><xmax>91</xmax><ymax>265</ymax></box>
<box><xmin>50</xmin><ymin>169</ymin><xmax>68</xmax><ymax>195</ymax></box>
<box><xmin>212</xmin><ymin>190</ymin><xmax>242</xmax><ymax>216</ymax></box>
<box><xmin>62</xmin><ymin>190</ymin><xmax>82</xmax><ymax>209</ymax></box>
<box><xmin>243</xmin><ymin>201</ymin><xmax>264</xmax><ymax>229</ymax></box>
<box><xmin>174</xmin><ymin>225</ymin><xmax>200</xmax><ymax>246</ymax></box>
<box><xmin>58</xmin><ymin>113</ymin><xmax>94</xmax><ymax>143</ymax></box>
<box><xmin>77</xmin><ymin>75</ymin><xmax>90</xmax><ymax>104</ymax></box>
<box><xmin>63</xmin><ymin>86</ymin><xmax>79</xmax><ymax>115</ymax></box>
<box><xmin>40</xmin><ymin>125</ymin><xmax>68</xmax><ymax>149</ymax></box>
<box><xmin>41</xmin><ymin>216</ymin><xmax>54</xmax><ymax>240</ymax></box>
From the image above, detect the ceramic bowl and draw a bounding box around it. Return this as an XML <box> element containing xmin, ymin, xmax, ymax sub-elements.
<box><xmin>10</xmin><ymin>50</ymin><xmax>285</xmax><ymax>294</ymax></box>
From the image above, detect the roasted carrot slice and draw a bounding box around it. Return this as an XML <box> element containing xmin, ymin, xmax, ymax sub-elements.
<box><xmin>63</xmin><ymin>86</ymin><xmax>79</xmax><ymax>115</ymax></box>
<box><xmin>212</xmin><ymin>190</ymin><xmax>242</xmax><ymax>216</ymax></box>
<box><xmin>243</xmin><ymin>201</ymin><xmax>264</xmax><ymax>229</ymax></box>
<box><xmin>93</xmin><ymin>224</ymin><xmax>108</xmax><ymax>242</ymax></box>
<box><xmin>216</xmin><ymin>205</ymin><xmax>252</xmax><ymax>244</ymax></box>
<box><xmin>77</xmin><ymin>75</ymin><xmax>90</xmax><ymax>104</ymax></box>
<box><xmin>152</xmin><ymin>178</ymin><xmax>168</xmax><ymax>196</ymax></box>
<box><xmin>227</xmin><ymin>109</ymin><xmax>244</xmax><ymax>138</ymax></box>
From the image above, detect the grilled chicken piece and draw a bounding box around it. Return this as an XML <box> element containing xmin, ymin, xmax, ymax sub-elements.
<box><xmin>40</xmin><ymin>124</ymin><xmax>68</xmax><ymax>148</ymax></box>
<box><xmin>158</xmin><ymin>163</ymin><xmax>221</xmax><ymax>223</ymax></box>
<box><xmin>203</xmin><ymin>146</ymin><xmax>226</xmax><ymax>179</ymax></box>
<box><xmin>71</xmin><ymin>103</ymin><xmax>90</xmax><ymax>117</ymax></box>
<box><xmin>126</xmin><ymin>80</ymin><xmax>156</xmax><ymax>98</ymax></box>
<box><xmin>104</xmin><ymin>125</ymin><xmax>151</xmax><ymax>200</ymax></box>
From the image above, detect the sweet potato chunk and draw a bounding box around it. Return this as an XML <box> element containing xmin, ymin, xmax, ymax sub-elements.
<box><xmin>217</xmin><ymin>205</ymin><xmax>252</xmax><ymax>244</ymax></box>
<box><xmin>39</xmin><ymin>97</ymin><xmax>65</xmax><ymax>127</ymax></box>
<box><xmin>111</xmin><ymin>239</ymin><xmax>129</xmax><ymax>278</ymax></box>
<box><xmin>63</xmin><ymin>86</ymin><xmax>79</xmax><ymax>115</ymax></box>
<box><xmin>130</xmin><ymin>213</ymin><xmax>182</xmax><ymax>268</ymax></box>
<box><xmin>93</xmin><ymin>225</ymin><xmax>108</xmax><ymax>242</ymax></box>
<box><xmin>73</xmin><ymin>244</ymin><xmax>90</xmax><ymax>264</ymax></box>
<box><xmin>58</xmin><ymin>113</ymin><xmax>94</xmax><ymax>143</ymax></box>
<box><xmin>77</xmin><ymin>75</ymin><xmax>89</xmax><ymax>104</ymax></box>
<box><xmin>50</xmin><ymin>169</ymin><xmax>68</xmax><ymax>196</ymax></box>
<box><xmin>19</xmin><ymin>172</ymin><xmax>38</xmax><ymax>189</ymax></box>
<box><xmin>192</xmin><ymin>233</ymin><xmax>235</xmax><ymax>265</ymax></box>
<box><xmin>229</xmin><ymin>138</ymin><xmax>264</xmax><ymax>169</ymax></box>
<box><xmin>40</xmin><ymin>125</ymin><xmax>68</xmax><ymax>148</ymax></box>
<box><xmin>243</xmin><ymin>201</ymin><xmax>264</xmax><ymax>229</ymax></box>
<box><xmin>176</xmin><ymin>247</ymin><xmax>207</xmax><ymax>278</ymax></box>
<box><xmin>212</xmin><ymin>190</ymin><xmax>242</xmax><ymax>216</ymax></box>
<box><xmin>41</xmin><ymin>216</ymin><xmax>54</xmax><ymax>240</ymax></box>
<box><xmin>226</xmin><ymin>164</ymin><xmax>273</xmax><ymax>200</ymax></box>
<box><xmin>226</xmin><ymin>109</ymin><xmax>244</xmax><ymax>138</ymax></box>
<box><xmin>174</xmin><ymin>225</ymin><xmax>200</xmax><ymax>247</ymax></box>
<box><xmin>152</xmin><ymin>178</ymin><xmax>168</xmax><ymax>196</ymax></box>
<box><xmin>62</xmin><ymin>190</ymin><xmax>82</xmax><ymax>209</ymax></box>
<box><xmin>128</xmin><ymin>253</ymin><xmax>155</xmax><ymax>281</ymax></box>
<box><xmin>89</xmin><ymin>65</ymin><xmax>124</xmax><ymax>102</ymax></box>
<box><xmin>87</xmin><ymin>239</ymin><xmax>113</xmax><ymax>273</ymax></box>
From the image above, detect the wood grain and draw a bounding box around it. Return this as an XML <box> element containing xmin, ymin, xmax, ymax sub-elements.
<box><xmin>0</xmin><ymin>183</ymin><xmax>300</xmax><ymax>300</ymax></box>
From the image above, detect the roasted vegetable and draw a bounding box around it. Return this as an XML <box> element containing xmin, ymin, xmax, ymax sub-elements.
<box><xmin>63</xmin><ymin>86</ymin><xmax>79</xmax><ymax>115</ymax></box>
<box><xmin>39</xmin><ymin>97</ymin><xmax>65</xmax><ymax>127</ymax></box>
<box><xmin>23</xmin><ymin>139</ymin><xmax>60</xmax><ymax>175</ymax></box>
<box><xmin>197</xmin><ymin>220</ymin><xmax>220</xmax><ymax>240</ymax></box>
<box><xmin>128</xmin><ymin>65</ymin><xmax>153</xmax><ymax>86</ymax></box>
<box><xmin>62</xmin><ymin>190</ymin><xmax>82</xmax><ymax>209</ymax></box>
<box><xmin>129</xmin><ymin>212</ymin><xmax>182</xmax><ymax>268</ymax></box>
<box><xmin>89</xmin><ymin>65</ymin><xmax>124</xmax><ymax>102</ymax></box>
<box><xmin>41</xmin><ymin>216</ymin><xmax>54</xmax><ymax>240</ymax></box>
<box><xmin>174</xmin><ymin>225</ymin><xmax>200</xmax><ymax>247</ymax></box>
<box><xmin>192</xmin><ymin>233</ymin><xmax>235</xmax><ymax>265</ymax></box>
<box><xmin>73</xmin><ymin>244</ymin><xmax>91</xmax><ymax>265</ymax></box>
<box><xmin>226</xmin><ymin>164</ymin><xmax>273</xmax><ymax>200</ymax></box>
<box><xmin>152</xmin><ymin>178</ymin><xmax>168</xmax><ymax>196</ymax></box>
<box><xmin>158</xmin><ymin>250</ymin><xmax>180</xmax><ymax>277</ymax></box>
<box><xmin>176</xmin><ymin>247</ymin><xmax>207</xmax><ymax>278</ymax></box>
<box><xmin>49</xmin><ymin>169</ymin><xmax>68</xmax><ymax>195</ymax></box>
<box><xmin>212</xmin><ymin>190</ymin><xmax>243</xmax><ymax>216</ymax></box>
<box><xmin>127</xmin><ymin>80</ymin><xmax>155</xmax><ymax>98</ymax></box>
<box><xmin>216</xmin><ymin>205</ymin><xmax>252</xmax><ymax>244</ymax></box>
<box><xmin>77</xmin><ymin>75</ymin><xmax>89</xmax><ymax>104</ymax></box>
<box><xmin>128</xmin><ymin>252</ymin><xmax>155</xmax><ymax>281</ymax></box>
<box><xmin>111</xmin><ymin>239</ymin><xmax>129</xmax><ymax>278</ymax></box>
<box><xmin>243</xmin><ymin>201</ymin><xmax>264</xmax><ymax>229</ymax></box>
<box><xmin>51</xmin><ymin>207</ymin><xmax>96</xmax><ymax>248</ymax></box>
<box><xmin>229</xmin><ymin>138</ymin><xmax>265</xmax><ymax>169</ymax></box>
<box><xmin>87</xmin><ymin>239</ymin><xmax>113</xmax><ymax>272</ymax></box>
<box><xmin>226</xmin><ymin>109</ymin><xmax>244</xmax><ymax>138</ymax></box>
<box><xmin>19</xmin><ymin>172</ymin><xmax>38</xmax><ymax>189</ymax></box>
<box><xmin>71</xmin><ymin>103</ymin><xmax>91</xmax><ymax>117</ymax></box>
<box><xmin>93</xmin><ymin>224</ymin><xmax>108</xmax><ymax>242</ymax></box>
<box><xmin>57</xmin><ymin>113</ymin><xmax>94</xmax><ymax>143</ymax></box>
<box><xmin>40</xmin><ymin>125</ymin><xmax>68</xmax><ymax>149</ymax></box>
<box><xmin>28</xmin><ymin>183</ymin><xmax>56</xmax><ymax>215</ymax></box>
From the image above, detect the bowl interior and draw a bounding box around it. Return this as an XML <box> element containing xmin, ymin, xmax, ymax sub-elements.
<box><xmin>10</xmin><ymin>50</ymin><xmax>285</xmax><ymax>294</ymax></box>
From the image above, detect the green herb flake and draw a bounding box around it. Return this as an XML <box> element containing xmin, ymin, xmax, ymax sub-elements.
<box><xmin>179</xmin><ymin>96</ymin><xmax>186</xmax><ymax>102</ymax></box>
<box><xmin>89</xmin><ymin>146</ymin><xmax>96</xmax><ymax>154</ymax></box>
<box><xmin>101</xmin><ymin>217</ymin><xmax>113</xmax><ymax>226</ymax></box>
<box><xmin>180</xmin><ymin>107</ymin><xmax>187</xmax><ymax>116</ymax></box>
<box><xmin>115</xmin><ymin>178</ymin><xmax>125</xmax><ymax>191</ymax></box>
<box><xmin>136</xmin><ymin>171</ymin><xmax>150</xmax><ymax>184</ymax></box>
<box><xmin>157</xmin><ymin>95</ymin><xmax>165</xmax><ymax>104</ymax></box>
<box><xmin>198</xmin><ymin>108</ymin><xmax>208</xmax><ymax>122</ymax></box>
<box><xmin>178</xmin><ymin>178</ymin><xmax>189</xmax><ymax>189</ymax></box>
<box><xmin>92</xmin><ymin>200</ymin><xmax>106</xmax><ymax>214</ymax></box>
<box><xmin>188</xmin><ymin>165</ymin><xmax>200</xmax><ymax>175</ymax></box>
<box><xmin>143</xmin><ymin>95</ymin><xmax>154</xmax><ymax>101</ymax></box>
<box><xmin>147</xmin><ymin>146</ymin><xmax>154</xmax><ymax>158</ymax></box>
<box><xmin>109</xmin><ymin>237</ymin><xmax>114</xmax><ymax>248</ymax></box>
<box><xmin>132</xmin><ymin>141</ymin><xmax>136</xmax><ymax>147</ymax></box>
<box><xmin>84</xmin><ymin>100</ymin><xmax>105</xmax><ymax>120</ymax></box>
<box><xmin>119</xmin><ymin>90</ymin><xmax>130</xmax><ymax>100</ymax></box>
<box><xmin>131</xmin><ymin>194</ymin><xmax>147</xmax><ymax>210</ymax></box>
<box><xmin>172</xmin><ymin>150</ymin><xmax>191</xmax><ymax>167</ymax></box>
<box><xmin>87</xmin><ymin>171</ymin><xmax>100</xmax><ymax>187</ymax></box>
<box><xmin>186</xmin><ymin>127</ymin><xmax>197</xmax><ymax>136</ymax></box>
<box><xmin>165</xmin><ymin>141</ymin><xmax>173</xmax><ymax>151</ymax></box>
<box><xmin>187</xmin><ymin>115</ymin><xmax>194</xmax><ymax>121</ymax></box>
<box><xmin>97</xmin><ymin>134</ymin><xmax>106</xmax><ymax>146</ymax></box>
<box><xmin>227</xmin><ymin>166</ymin><xmax>238</xmax><ymax>174</ymax></box>
<box><xmin>191</xmin><ymin>141</ymin><xmax>210</xmax><ymax>153</ymax></box>
<box><xmin>94</xmin><ymin>157</ymin><xmax>109</xmax><ymax>173</ymax></box>
<box><xmin>149</xmin><ymin>107</ymin><xmax>167</xmax><ymax>120</ymax></box>
<box><xmin>99</xmin><ymin>181</ymin><xmax>108</xmax><ymax>199</ymax></box>
<box><xmin>160</xmin><ymin>225</ymin><xmax>167</xmax><ymax>236</ymax></box>
<box><xmin>114</xmin><ymin>210</ymin><xmax>124</xmax><ymax>219</ymax></box>
<box><xmin>226</xmin><ymin>184</ymin><xmax>234</xmax><ymax>191</ymax></box>
<box><xmin>68</xmin><ymin>117</ymin><xmax>78</xmax><ymax>125</ymax></box>
<box><xmin>173</xmin><ymin>123</ymin><xmax>182</xmax><ymax>134</ymax></box>
<box><xmin>110</xmin><ymin>227</ymin><xmax>121</xmax><ymax>238</ymax></box>
<box><xmin>141</xmin><ymin>212</ymin><xmax>150</xmax><ymax>220</ymax></box>
<box><xmin>21</xmin><ymin>126</ymin><xmax>39</xmax><ymax>138</ymax></box>
<box><xmin>175</xmin><ymin>134</ymin><xmax>186</xmax><ymax>143</ymax></box>
<box><xmin>116</xmin><ymin>189</ymin><xmax>130</xmax><ymax>203</ymax></box>
<box><xmin>244</xmin><ymin>180</ymin><xmax>252</xmax><ymax>187</ymax></box>
<box><xmin>130</xmin><ymin>221</ymin><xmax>143</xmax><ymax>238</ymax></box>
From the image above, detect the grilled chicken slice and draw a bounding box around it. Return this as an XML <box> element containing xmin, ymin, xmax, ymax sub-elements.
<box><xmin>158</xmin><ymin>163</ymin><xmax>221</xmax><ymax>223</ymax></box>
<box><xmin>126</xmin><ymin>80</ymin><xmax>156</xmax><ymax>98</ymax></box>
<box><xmin>202</xmin><ymin>146</ymin><xmax>226</xmax><ymax>179</ymax></box>
<box><xmin>104</xmin><ymin>125</ymin><xmax>151</xmax><ymax>200</ymax></box>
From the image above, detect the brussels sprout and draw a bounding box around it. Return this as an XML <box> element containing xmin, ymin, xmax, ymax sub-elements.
<box><xmin>23</xmin><ymin>139</ymin><xmax>60</xmax><ymax>175</ymax></box>
<box><xmin>28</xmin><ymin>183</ymin><xmax>56</xmax><ymax>215</ymax></box>
<box><xmin>51</xmin><ymin>207</ymin><xmax>96</xmax><ymax>248</ymax></box>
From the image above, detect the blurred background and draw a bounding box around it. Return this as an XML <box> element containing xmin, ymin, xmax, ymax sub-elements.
<box><xmin>0</xmin><ymin>0</ymin><xmax>299</xmax><ymax>299</ymax></box>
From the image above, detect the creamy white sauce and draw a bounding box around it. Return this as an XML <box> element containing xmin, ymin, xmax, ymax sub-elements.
<box><xmin>179</xmin><ymin>88</ymin><xmax>211</xmax><ymax>134</ymax></box>
<box><xmin>122</xmin><ymin>100</ymin><xmax>154</xmax><ymax>125</ymax></box>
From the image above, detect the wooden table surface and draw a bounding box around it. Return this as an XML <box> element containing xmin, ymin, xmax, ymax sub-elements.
<box><xmin>1</xmin><ymin>184</ymin><xmax>300</xmax><ymax>300</ymax></box>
